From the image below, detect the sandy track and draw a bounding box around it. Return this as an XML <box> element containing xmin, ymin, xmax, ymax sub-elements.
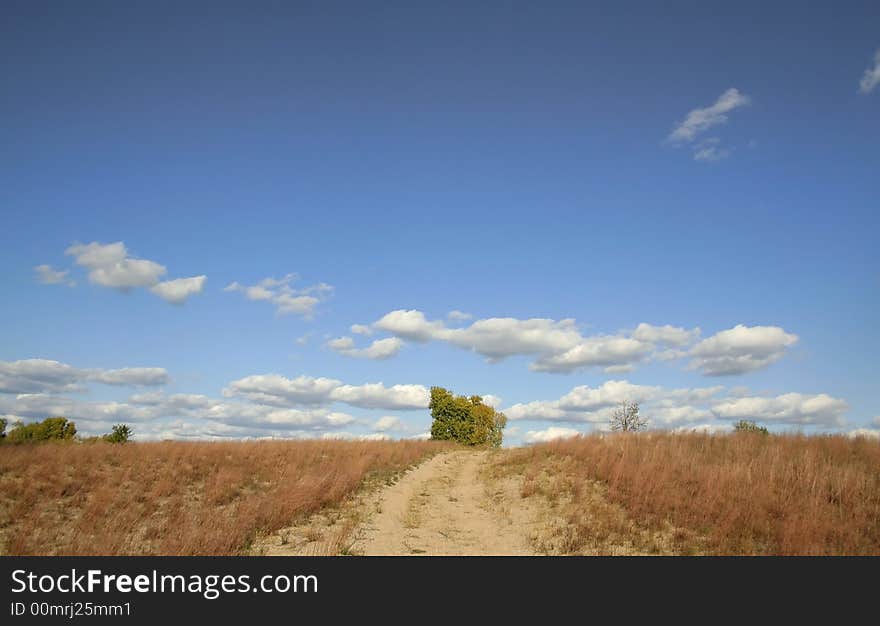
<box><xmin>351</xmin><ymin>450</ymin><xmax>537</xmax><ymax>556</ymax></box>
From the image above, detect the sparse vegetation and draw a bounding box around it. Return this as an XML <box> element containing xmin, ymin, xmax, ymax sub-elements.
<box><xmin>429</xmin><ymin>387</ymin><xmax>506</xmax><ymax>447</ymax></box>
<box><xmin>0</xmin><ymin>439</ymin><xmax>450</xmax><ymax>555</ymax></box>
<box><xmin>733</xmin><ymin>420</ymin><xmax>769</xmax><ymax>435</ymax></box>
<box><xmin>498</xmin><ymin>432</ymin><xmax>880</xmax><ymax>555</ymax></box>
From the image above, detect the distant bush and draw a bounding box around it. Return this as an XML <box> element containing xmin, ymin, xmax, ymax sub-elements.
<box><xmin>429</xmin><ymin>387</ymin><xmax>506</xmax><ymax>447</ymax></box>
<box><xmin>0</xmin><ymin>417</ymin><xmax>6</xmax><ymax>440</ymax></box>
<box><xmin>733</xmin><ymin>420</ymin><xmax>769</xmax><ymax>435</ymax></box>
<box><xmin>104</xmin><ymin>424</ymin><xmax>132</xmax><ymax>443</ymax></box>
<box><xmin>6</xmin><ymin>417</ymin><xmax>77</xmax><ymax>444</ymax></box>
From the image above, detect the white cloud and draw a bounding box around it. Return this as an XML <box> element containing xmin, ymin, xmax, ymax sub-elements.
<box><xmin>0</xmin><ymin>358</ymin><xmax>169</xmax><ymax>394</ymax></box>
<box><xmin>531</xmin><ymin>335</ymin><xmax>654</xmax><ymax>373</ymax></box>
<box><xmin>364</xmin><ymin>309</ymin><xmax>700</xmax><ymax>374</ymax></box>
<box><xmin>689</xmin><ymin>324</ymin><xmax>798</xmax><ymax>375</ymax></box>
<box><xmin>873</xmin><ymin>416</ymin><xmax>880</xmax><ymax>427</ymax></box>
<box><xmin>447</xmin><ymin>310</ymin><xmax>473</xmax><ymax>322</ymax></box>
<box><xmin>330</xmin><ymin>383</ymin><xmax>429</xmax><ymax>410</ymax></box>
<box><xmin>859</xmin><ymin>48</ymin><xmax>880</xmax><ymax>94</ymax></box>
<box><xmin>66</xmin><ymin>241</ymin><xmax>166</xmax><ymax>289</ymax></box>
<box><xmin>481</xmin><ymin>394</ymin><xmax>503</xmax><ymax>409</ymax></box>
<box><xmin>523</xmin><ymin>427</ymin><xmax>582</xmax><ymax>444</ymax></box>
<box><xmin>373</xmin><ymin>309</ymin><xmax>446</xmax><ymax>342</ymax></box>
<box><xmin>711</xmin><ymin>393</ymin><xmax>848</xmax><ymax>426</ymax></box>
<box><xmin>667</xmin><ymin>88</ymin><xmax>750</xmax><ymax>162</ymax></box>
<box><xmin>668</xmin><ymin>88</ymin><xmax>751</xmax><ymax>143</ymax></box>
<box><xmin>373</xmin><ymin>415</ymin><xmax>401</xmax><ymax>432</ymax></box>
<box><xmin>693</xmin><ymin>139</ymin><xmax>730</xmax><ymax>162</ymax></box>
<box><xmin>223</xmin><ymin>374</ymin><xmax>343</xmax><ymax>406</ymax></box>
<box><xmin>327</xmin><ymin>336</ymin><xmax>403</xmax><ymax>360</ymax></box>
<box><xmin>149</xmin><ymin>275</ymin><xmax>206</xmax><ymax>304</ymax></box>
<box><xmin>224</xmin><ymin>274</ymin><xmax>331</xmax><ymax>318</ymax></box>
<box><xmin>505</xmin><ymin>381</ymin><xmax>844</xmax><ymax>429</ymax></box>
<box><xmin>223</xmin><ymin>374</ymin><xmax>430</xmax><ymax>411</ymax></box>
<box><xmin>63</xmin><ymin>241</ymin><xmax>204</xmax><ymax>303</ymax></box>
<box><xmin>848</xmin><ymin>428</ymin><xmax>880</xmax><ymax>439</ymax></box>
<box><xmin>34</xmin><ymin>264</ymin><xmax>74</xmax><ymax>286</ymax></box>
<box><xmin>632</xmin><ymin>323</ymin><xmax>700</xmax><ymax>346</ymax></box>
<box><xmin>351</xmin><ymin>324</ymin><xmax>373</xmax><ymax>336</ymax></box>
<box><xmin>674</xmin><ymin>423</ymin><xmax>732</xmax><ymax>434</ymax></box>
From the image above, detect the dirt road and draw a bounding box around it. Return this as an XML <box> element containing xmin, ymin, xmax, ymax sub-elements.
<box><xmin>351</xmin><ymin>450</ymin><xmax>536</xmax><ymax>556</ymax></box>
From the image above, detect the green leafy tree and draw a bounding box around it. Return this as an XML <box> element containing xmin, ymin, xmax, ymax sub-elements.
<box><xmin>7</xmin><ymin>416</ymin><xmax>77</xmax><ymax>443</ymax></box>
<box><xmin>732</xmin><ymin>420</ymin><xmax>769</xmax><ymax>435</ymax></box>
<box><xmin>104</xmin><ymin>424</ymin><xmax>132</xmax><ymax>443</ymax></box>
<box><xmin>429</xmin><ymin>387</ymin><xmax>506</xmax><ymax>447</ymax></box>
<box><xmin>0</xmin><ymin>416</ymin><xmax>6</xmax><ymax>440</ymax></box>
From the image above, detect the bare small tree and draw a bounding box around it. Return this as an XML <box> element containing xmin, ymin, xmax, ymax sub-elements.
<box><xmin>610</xmin><ymin>400</ymin><xmax>648</xmax><ymax>432</ymax></box>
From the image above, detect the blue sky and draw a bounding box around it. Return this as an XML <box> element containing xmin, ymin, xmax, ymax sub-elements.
<box><xmin>2</xmin><ymin>1</ymin><xmax>878</xmax><ymax>444</ymax></box>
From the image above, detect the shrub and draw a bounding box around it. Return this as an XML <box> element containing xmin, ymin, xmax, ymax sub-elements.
<box><xmin>104</xmin><ymin>424</ymin><xmax>132</xmax><ymax>443</ymax></box>
<box><xmin>429</xmin><ymin>387</ymin><xmax>506</xmax><ymax>447</ymax></box>
<box><xmin>6</xmin><ymin>417</ymin><xmax>77</xmax><ymax>444</ymax></box>
<box><xmin>732</xmin><ymin>420</ymin><xmax>769</xmax><ymax>435</ymax></box>
<box><xmin>0</xmin><ymin>417</ymin><xmax>6</xmax><ymax>440</ymax></box>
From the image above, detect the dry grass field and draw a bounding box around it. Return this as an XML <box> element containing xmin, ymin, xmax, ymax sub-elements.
<box><xmin>495</xmin><ymin>432</ymin><xmax>880</xmax><ymax>555</ymax></box>
<box><xmin>3</xmin><ymin>433</ymin><xmax>878</xmax><ymax>556</ymax></box>
<box><xmin>0</xmin><ymin>439</ymin><xmax>450</xmax><ymax>555</ymax></box>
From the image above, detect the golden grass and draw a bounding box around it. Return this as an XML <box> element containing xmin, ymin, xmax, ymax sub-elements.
<box><xmin>0</xmin><ymin>439</ymin><xmax>450</xmax><ymax>555</ymax></box>
<box><xmin>499</xmin><ymin>432</ymin><xmax>880</xmax><ymax>555</ymax></box>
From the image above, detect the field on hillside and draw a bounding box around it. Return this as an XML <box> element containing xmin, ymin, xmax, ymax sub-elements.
<box><xmin>494</xmin><ymin>432</ymin><xmax>880</xmax><ymax>556</ymax></box>
<box><xmin>0</xmin><ymin>439</ymin><xmax>450</xmax><ymax>555</ymax></box>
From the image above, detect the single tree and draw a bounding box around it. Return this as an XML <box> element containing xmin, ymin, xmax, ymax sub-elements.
<box><xmin>429</xmin><ymin>387</ymin><xmax>506</xmax><ymax>447</ymax></box>
<box><xmin>104</xmin><ymin>424</ymin><xmax>133</xmax><ymax>443</ymax></box>
<box><xmin>610</xmin><ymin>400</ymin><xmax>648</xmax><ymax>432</ymax></box>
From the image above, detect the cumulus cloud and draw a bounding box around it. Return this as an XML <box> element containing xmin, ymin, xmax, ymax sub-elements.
<box><xmin>327</xmin><ymin>336</ymin><xmax>403</xmax><ymax>360</ymax></box>
<box><xmin>667</xmin><ymin>88</ymin><xmax>750</xmax><ymax>161</ymax></box>
<box><xmin>34</xmin><ymin>264</ymin><xmax>74</xmax><ymax>287</ymax></box>
<box><xmin>481</xmin><ymin>394</ymin><xmax>503</xmax><ymax>409</ymax></box>
<box><xmin>363</xmin><ymin>310</ymin><xmax>701</xmax><ymax>374</ymax></box>
<box><xmin>150</xmin><ymin>276</ymin><xmax>206</xmax><ymax>304</ymax></box>
<box><xmin>689</xmin><ymin>324</ymin><xmax>798</xmax><ymax>375</ymax></box>
<box><xmin>711</xmin><ymin>393</ymin><xmax>848</xmax><ymax>426</ymax></box>
<box><xmin>224</xmin><ymin>274</ymin><xmax>332</xmax><ymax>318</ymax></box>
<box><xmin>62</xmin><ymin>241</ymin><xmax>204</xmax><ymax>303</ymax></box>
<box><xmin>504</xmin><ymin>381</ymin><xmax>845</xmax><ymax>429</ymax></box>
<box><xmin>373</xmin><ymin>415</ymin><xmax>401</xmax><ymax>432</ymax></box>
<box><xmin>522</xmin><ymin>427</ymin><xmax>582</xmax><ymax>444</ymax></box>
<box><xmin>66</xmin><ymin>241</ymin><xmax>166</xmax><ymax>289</ymax></box>
<box><xmin>350</xmin><ymin>324</ymin><xmax>373</xmax><ymax>336</ymax></box>
<box><xmin>223</xmin><ymin>374</ymin><xmax>430</xmax><ymax>411</ymax></box>
<box><xmin>0</xmin><ymin>358</ymin><xmax>169</xmax><ymax>394</ymax></box>
<box><xmin>859</xmin><ymin>48</ymin><xmax>880</xmax><ymax>94</ymax></box>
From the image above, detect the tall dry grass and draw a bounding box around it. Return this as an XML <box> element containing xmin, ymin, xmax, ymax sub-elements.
<box><xmin>0</xmin><ymin>439</ymin><xmax>449</xmax><ymax>555</ymax></box>
<box><xmin>502</xmin><ymin>432</ymin><xmax>880</xmax><ymax>555</ymax></box>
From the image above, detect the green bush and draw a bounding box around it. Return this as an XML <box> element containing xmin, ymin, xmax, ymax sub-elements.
<box><xmin>429</xmin><ymin>387</ymin><xmax>506</xmax><ymax>447</ymax></box>
<box><xmin>0</xmin><ymin>417</ymin><xmax>6</xmax><ymax>440</ymax></box>
<box><xmin>6</xmin><ymin>416</ymin><xmax>77</xmax><ymax>444</ymax></box>
<box><xmin>732</xmin><ymin>420</ymin><xmax>769</xmax><ymax>435</ymax></box>
<box><xmin>104</xmin><ymin>424</ymin><xmax>132</xmax><ymax>443</ymax></box>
